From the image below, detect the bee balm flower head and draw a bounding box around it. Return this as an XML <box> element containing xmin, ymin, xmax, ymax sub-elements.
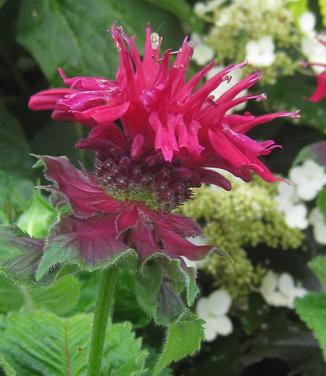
<box><xmin>28</xmin><ymin>25</ymin><xmax>298</xmax><ymax>265</ymax></box>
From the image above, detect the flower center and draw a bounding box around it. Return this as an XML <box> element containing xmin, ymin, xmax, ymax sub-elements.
<box><xmin>93</xmin><ymin>152</ymin><xmax>199</xmax><ymax>212</ymax></box>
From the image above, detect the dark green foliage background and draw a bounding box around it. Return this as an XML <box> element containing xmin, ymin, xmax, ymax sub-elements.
<box><xmin>0</xmin><ymin>0</ymin><xmax>326</xmax><ymax>375</ymax></box>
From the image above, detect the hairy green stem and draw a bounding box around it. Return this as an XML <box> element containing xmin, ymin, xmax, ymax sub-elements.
<box><xmin>87</xmin><ymin>266</ymin><xmax>118</xmax><ymax>376</ymax></box>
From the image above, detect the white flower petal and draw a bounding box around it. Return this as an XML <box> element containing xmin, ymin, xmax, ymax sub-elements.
<box><xmin>290</xmin><ymin>161</ymin><xmax>326</xmax><ymax>201</ymax></box>
<box><xmin>302</xmin><ymin>36</ymin><xmax>326</xmax><ymax>74</ymax></box>
<box><xmin>192</xmin><ymin>44</ymin><xmax>214</xmax><ymax>66</ymax></box>
<box><xmin>196</xmin><ymin>297</ymin><xmax>211</xmax><ymax>320</ymax></box>
<box><xmin>284</xmin><ymin>203</ymin><xmax>308</xmax><ymax>229</ymax></box>
<box><xmin>203</xmin><ymin>319</ymin><xmax>218</xmax><ymax>342</ymax></box>
<box><xmin>299</xmin><ymin>12</ymin><xmax>316</xmax><ymax>36</ymax></box>
<box><xmin>293</xmin><ymin>287</ymin><xmax>307</xmax><ymax>299</ymax></box>
<box><xmin>261</xmin><ymin>271</ymin><xmax>278</xmax><ymax>295</ymax></box>
<box><xmin>264</xmin><ymin>291</ymin><xmax>293</xmax><ymax>308</ymax></box>
<box><xmin>214</xmin><ymin>315</ymin><xmax>233</xmax><ymax>336</ymax></box>
<box><xmin>194</xmin><ymin>2</ymin><xmax>207</xmax><ymax>17</ymax></box>
<box><xmin>275</xmin><ymin>182</ymin><xmax>298</xmax><ymax>212</ymax></box>
<box><xmin>278</xmin><ymin>273</ymin><xmax>295</xmax><ymax>296</ymax></box>
<box><xmin>245</xmin><ymin>37</ymin><xmax>275</xmax><ymax>67</ymax></box>
<box><xmin>313</xmin><ymin>223</ymin><xmax>326</xmax><ymax>245</ymax></box>
<box><xmin>208</xmin><ymin>289</ymin><xmax>232</xmax><ymax>315</ymax></box>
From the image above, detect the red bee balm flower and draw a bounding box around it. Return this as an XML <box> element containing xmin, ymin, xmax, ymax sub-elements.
<box><xmin>38</xmin><ymin>154</ymin><xmax>211</xmax><ymax>263</ymax></box>
<box><xmin>29</xmin><ymin>25</ymin><xmax>298</xmax><ymax>266</ymax></box>
<box><xmin>310</xmin><ymin>68</ymin><xmax>326</xmax><ymax>102</ymax></box>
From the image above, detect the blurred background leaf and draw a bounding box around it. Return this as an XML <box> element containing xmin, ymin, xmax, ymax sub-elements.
<box><xmin>144</xmin><ymin>0</ymin><xmax>204</xmax><ymax>32</ymax></box>
<box><xmin>17</xmin><ymin>0</ymin><xmax>184</xmax><ymax>84</ymax></box>
<box><xmin>265</xmin><ymin>74</ymin><xmax>326</xmax><ymax>134</ymax></box>
<box><xmin>0</xmin><ymin>100</ymin><xmax>31</xmax><ymax>178</ymax></box>
<box><xmin>0</xmin><ymin>274</ymin><xmax>80</xmax><ymax>316</ymax></box>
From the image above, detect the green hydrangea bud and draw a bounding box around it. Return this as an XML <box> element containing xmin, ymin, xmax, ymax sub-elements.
<box><xmin>178</xmin><ymin>177</ymin><xmax>303</xmax><ymax>299</ymax></box>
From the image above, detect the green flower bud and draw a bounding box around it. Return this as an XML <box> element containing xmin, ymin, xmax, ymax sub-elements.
<box><xmin>17</xmin><ymin>189</ymin><xmax>56</xmax><ymax>238</ymax></box>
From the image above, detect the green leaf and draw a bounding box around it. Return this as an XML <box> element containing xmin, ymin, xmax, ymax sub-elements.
<box><xmin>239</xmin><ymin>293</ymin><xmax>270</xmax><ymax>336</ymax></box>
<box><xmin>317</xmin><ymin>186</ymin><xmax>326</xmax><ymax>223</ymax></box>
<box><xmin>289</xmin><ymin>0</ymin><xmax>308</xmax><ymax>20</ymax></box>
<box><xmin>0</xmin><ymin>276</ymin><xmax>23</xmax><ymax>313</ymax></box>
<box><xmin>31</xmin><ymin>122</ymin><xmax>91</xmax><ymax>167</ymax></box>
<box><xmin>0</xmin><ymin>100</ymin><xmax>31</xmax><ymax>177</ymax></box>
<box><xmin>73</xmin><ymin>270</ymin><xmax>150</xmax><ymax>328</ymax></box>
<box><xmin>295</xmin><ymin>293</ymin><xmax>326</xmax><ymax>360</ymax></box>
<box><xmin>0</xmin><ymin>353</ymin><xmax>16</xmax><ymax>376</ymax></box>
<box><xmin>0</xmin><ymin>170</ymin><xmax>33</xmax><ymax>224</ymax></box>
<box><xmin>17</xmin><ymin>189</ymin><xmax>56</xmax><ymax>238</ymax></box>
<box><xmin>144</xmin><ymin>0</ymin><xmax>204</xmax><ymax>32</ymax></box>
<box><xmin>0</xmin><ymin>311</ymin><xmax>147</xmax><ymax>376</ymax></box>
<box><xmin>17</xmin><ymin>0</ymin><xmax>183</xmax><ymax>83</ymax></box>
<box><xmin>319</xmin><ymin>0</ymin><xmax>326</xmax><ymax>26</ymax></box>
<box><xmin>153</xmin><ymin>312</ymin><xmax>204</xmax><ymax>376</ymax></box>
<box><xmin>114</xmin><ymin>269</ymin><xmax>151</xmax><ymax>328</ymax></box>
<box><xmin>0</xmin><ymin>274</ymin><xmax>80</xmax><ymax>315</ymax></box>
<box><xmin>309</xmin><ymin>256</ymin><xmax>326</xmax><ymax>291</ymax></box>
<box><xmin>294</xmin><ymin>141</ymin><xmax>326</xmax><ymax>166</ymax></box>
<box><xmin>265</xmin><ymin>75</ymin><xmax>326</xmax><ymax>134</ymax></box>
<box><xmin>135</xmin><ymin>253</ymin><xmax>198</xmax><ymax>326</ymax></box>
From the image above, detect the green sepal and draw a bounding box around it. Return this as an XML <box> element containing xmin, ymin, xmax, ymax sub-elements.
<box><xmin>135</xmin><ymin>253</ymin><xmax>199</xmax><ymax>326</ymax></box>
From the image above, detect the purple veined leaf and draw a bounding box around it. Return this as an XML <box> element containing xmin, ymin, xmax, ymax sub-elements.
<box><xmin>0</xmin><ymin>225</ymin><xmax>44</xmax><ymax>283</ymax></box>
<box><xmin>35</xmin><ymin>214</ymin><xmax>132</xmax><ymax>281</ymax></box>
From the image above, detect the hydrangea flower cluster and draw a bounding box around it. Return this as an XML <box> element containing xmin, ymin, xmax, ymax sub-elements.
<box><xmin>275</xmin><ymin>160</ymin><xmax>326</xmax><ymax>243</ymax></box>
<box><xmin>28</xmin><ymin>25</ymin><xmax>296</xmax><ymax>267</ymax></box>
<box><xmin>260</xmin><ymin>271</ymin><xmax>307</xmax><ymax>309</ymax></box>
<box><xmin>179</xmin><ymin>177</ymin><xmax>303</xmax><ymax>298</ymax></box>
<box><xmin>196</xmin><ymin>289</ymin><xmax>233</xmax><ymax>342</ymax></box>
<box><xmin>192</xmin><ymin>0</ymin><xmax>301</xmax><ymax>84</ymax></box>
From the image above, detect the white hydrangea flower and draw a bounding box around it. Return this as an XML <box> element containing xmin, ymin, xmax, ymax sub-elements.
<box><xmin>289</xmin><ymin>160</ymin><xmax>326</xmax><ymax>201</ymax></box>
<box><xmin>284</xmin><ymin>203</ymin><xmax>309</xmax><ymax>230</ymax></box>
<box><xmin>274</xmin><ymin>182</ymin><xmax>298</xmax><ymax>212</ymax></box>
<box><xmin>191</xmin><ymin>32</ymin><xmax>214</xmax><ymax>66</ymax></box>
<box><xmin>214</xmin><ymin>12</ymin><xmax>230</xmax><ymax>27</ymax></box>
<box><xmin>299</xmin><ymin>12</ymin><xmax>316</xmax><ymax>37</ymax></box>
<box><xmin>245</xmin><ymin>36</ymin><xmax>275</xmax><ymax>67</ymax></box>
<box><xmin>260</xmin><ymin>271</ymin><xmax>307</xmax><ymax>309</ymax></box>
<box><xmin>194</xmin><ymin>2</ymin><xmax>207</xmax><ymax>16</ymax></box>
<box><xmin>265</xmin><ymin>0</ymin><xmax>283</xmax><ymax>10</ymax></box>
<box><xmin>301</xmin><ymin>35</ymin><xmax>326</xmax><ymax>74</ymax></box>
<box><xmin>309</xmin><ymin>207</ymin><xmax>326</xmax><ymax>245</ymax></box>
<box><xmin>206</xmin><ymin>66</ymin><xmax>247</xmax><ymax>111</ymax></box>
<box><xmin>196</xmin><ymin>289</ymin><xmax>233</xmax><ymax>342</ymax></box>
